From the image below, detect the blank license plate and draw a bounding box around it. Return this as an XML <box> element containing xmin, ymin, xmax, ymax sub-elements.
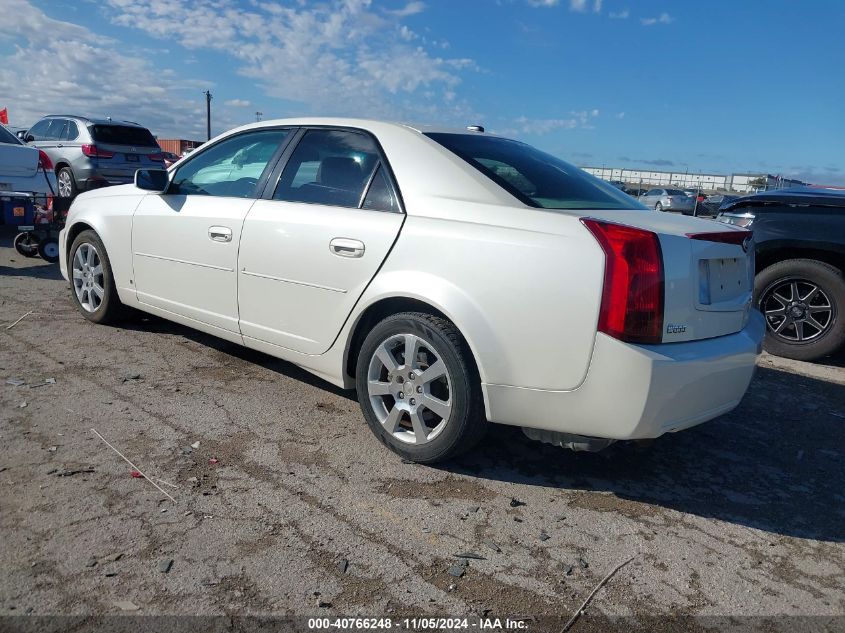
<box><xmin>126</xmin><ymin>154</ymin><xmax>139</xmax><ymax>162</ymax></box>
<box><xmin>709</xmin><ymin>257</ymin><xmax>748</xmax><ymax>302</ymax></box>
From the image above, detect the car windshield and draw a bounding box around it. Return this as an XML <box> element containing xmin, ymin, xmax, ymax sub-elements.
<box><xmin>90</xmin><ymin>124</ymin><xmax>158</xmax><ymax>147</ymax></box>
<box><xmin>0</xmin><ymin>125</ymin><xmax>20</xmax><ymax>145</ymax></box>
<box><xmin>425</xmin><ymin>133</ymin><xmax>644</xmax><ymax>210</ymax></box>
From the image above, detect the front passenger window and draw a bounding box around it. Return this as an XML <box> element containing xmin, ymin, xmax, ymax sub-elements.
<box><xmin>169</xmin><ymin>129</ymin><xmax>290</xmax><ymax>198</ymax></box>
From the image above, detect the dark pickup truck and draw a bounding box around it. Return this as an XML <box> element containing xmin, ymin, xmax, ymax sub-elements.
<box><xmin>716</xmin><ymin>188</ymin><xmax>845</xmax><ymax>361</ymax></box>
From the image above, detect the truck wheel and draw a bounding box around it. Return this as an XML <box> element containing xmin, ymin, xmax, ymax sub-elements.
<box><xmin>755</xmin><ymin>259</ymin><xmax>845</xmax><ymax>361</ymax></box>
<box><xmin>68</xmin><ymin>230</ymin><xmax>125</xmax><ymax>324</ymax></box>
<box><xmin>14</xmin><ymin>232</ymin><xmax>40</xmax><ymax>258</ymax></box>
<box><xmin>356</xmin><ymin>312</ymin><xmax>486</xmax><ymax>463</ymax></box>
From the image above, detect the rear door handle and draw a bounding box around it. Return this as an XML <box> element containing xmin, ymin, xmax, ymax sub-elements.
<box><xmin>209</xmin><ymin>226</ymin><xmax>232</xmax><ymax>242</ymax></box>
<box><xmin>330</xmin><ymin>238</ymin><xmax>365</xmax><ymax>258</ymax></box>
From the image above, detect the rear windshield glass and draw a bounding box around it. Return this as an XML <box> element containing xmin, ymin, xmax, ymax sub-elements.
<box><xmin>665</xmin><ymin>189</ymin><xmax>686</xmax><ymax>195</ymax></box>
<box><xmin>0</xmin><ymin>126</ymin><xmax>20</xmax><ymax>145</ymax></box>
<box><xmin>425</xmin><ymin>133</ymin><xmax>643</xmax><ymax>210</ymax></box>
<box><xmin>90</xmin><ymin>124</ymin><xmax>158</xmax><ymax>147</ymax></box>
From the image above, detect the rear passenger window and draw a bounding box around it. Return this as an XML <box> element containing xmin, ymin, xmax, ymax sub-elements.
<box><xmin>273</xmin><ymin>129</ymin><xmax>381</xmax><ymax>208</ymax></box>
<box><xmin>362</xmin><ymin>165</ymin><xmax>398</xmax><ymax>213</ymax></box>
<box><xmin>64</xmin><ymin>121</ymin><xmax>79</xmax><ymax>141</ymax></box>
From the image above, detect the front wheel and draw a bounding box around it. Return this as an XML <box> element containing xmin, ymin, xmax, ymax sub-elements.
<box><xmin>755</xmin><ymin>259</ymin><xmax>845</xmax><ymax>361</ymax></box>
<box><xmin>355</xmin><ymin>312</ymin><xmax>486</xmax><ymax>463</ymax></box>
<box><xmin>68</xmin><ymin>230</ymin><xmax>125</xmax><ymax>324</ymax></box>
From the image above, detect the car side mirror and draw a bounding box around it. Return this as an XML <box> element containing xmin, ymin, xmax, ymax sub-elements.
<box><xmin>135</xmin><ymin>169</ymin><xmax>170</xmax><ymax>193</ymax></box>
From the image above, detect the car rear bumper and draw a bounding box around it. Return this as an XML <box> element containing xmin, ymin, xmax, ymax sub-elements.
<box><xmin>483</xmin><ymin>310</ymin><xmax>765</xmax><ymax>440</ymax></box>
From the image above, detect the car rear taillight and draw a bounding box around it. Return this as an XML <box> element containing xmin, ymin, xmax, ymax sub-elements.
<box><xmin>685</xmin><ymin>230</ymin><xmax>751</xmax><ymax>246</ymax></box>
<box><xmin>38</xmin><ymin>150</ymin><xmax>53</xmax><ymax>171</ymax></box>
<box><xmin>81</xmin><ymin>144</ymin><xmax>115</xmax><ymax>159</ymax></box>
<box><xmin>147</xmin><ymin>152</ymin><xmax>165</xmax><ymax>162</ymax></box>
<box><xmin>581</xmin><ymin>219</ymin><xmax>664</xmax><ymax>344</ymax></box>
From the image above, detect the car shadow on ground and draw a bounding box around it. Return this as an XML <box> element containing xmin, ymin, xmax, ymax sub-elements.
<box><xmin>52</xmin><ymin>296</ymin><xmax>845</xmax><ymax>544</ymax></box>
<box><xmin>119</xmin><ymin>313</ymin><xmax>357</xmax><ymax>402</ymax></box>
<box><xmin>0</xmin><ymin>263</ymin><xmax>64</xmax><ymax>281</ymax></box>
<box><xmin>440</xmin><ymin>365</ymin><xmax>845</xmax><ymax>543</ymax></box>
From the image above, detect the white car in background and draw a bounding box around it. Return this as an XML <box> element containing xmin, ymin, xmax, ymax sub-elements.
<box><xmin>58</xmin><ymin>118</ymin><xmax>764</xmax><ymax>463</ymax></box>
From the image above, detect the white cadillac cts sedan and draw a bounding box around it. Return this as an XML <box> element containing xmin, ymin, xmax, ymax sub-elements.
<box><xmin>59</xmin><ymin>118</ymin><xmax>765</xmax><ymax>463</ymax></box>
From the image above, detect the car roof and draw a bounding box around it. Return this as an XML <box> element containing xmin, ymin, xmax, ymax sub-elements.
<box><xmin>722</xmin><ymin>187</ymin><xmax>845</xmax><ymax>210</ymax></box>
<box><xmin>223</xmin><ymin>117</ymin><xmax>510</xmax><ymax>139</ymax></box>
<box><xmin>42</xmin><ymin>114</ymin><xmax>146</xmax><ymax>127</ymax></box>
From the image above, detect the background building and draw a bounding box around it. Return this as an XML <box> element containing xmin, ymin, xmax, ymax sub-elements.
<box><xmin>581</xmin><ymin>166</ymin><xmax>806</xmax><ymax>193</ymax></box>
<box><xmin>156</xmin><ymin>138</ymin><xmax>203</xmax><ymax>156</ymax></box>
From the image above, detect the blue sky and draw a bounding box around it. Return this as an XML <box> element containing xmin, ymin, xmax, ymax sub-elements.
<box><xmin>2</xmin><ymin>0</ymin><xmax>843</xmax><ymax>184</ymax></box>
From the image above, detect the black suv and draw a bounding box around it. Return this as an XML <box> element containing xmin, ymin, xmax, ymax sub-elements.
<box><xmin>717</xmin><ymin>188</ymin><xmax>845</xmax><ymax>361</ymax></box>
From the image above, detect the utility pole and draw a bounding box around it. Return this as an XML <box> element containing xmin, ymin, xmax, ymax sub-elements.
<box><xmin>204</xmin><ymin>90</ymin><xmax>212</xmax><ymax>140</ymax></box>
<box><xmin>255</xmin><ymin>111</ymin><xmax>263</xmax><ymax>122</ymax></box>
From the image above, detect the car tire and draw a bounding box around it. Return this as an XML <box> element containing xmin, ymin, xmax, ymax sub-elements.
<box><xmin>655</xmin><ymin>202</ymin><xmax>663</xmax><ymax>212</ymax></box>
<box><xmin>37</xmin><ymin>238</ymin><xmax>60</xmax><ymax>263</ymax></box>
<box><xmin>68</xmin><ymin>230</ymin><xmax>125</xmax><ymax>324</ymax></box>
<box><xmin>13</xmin><ymin>232</ymin><xmax>40</xmax><ymax>258</ymax></box>
<box><xmin>355</xmin><ymin>312</ymin><xmax>487</xmax><ymax>463</ymax></box>
<box><xmin>755</xmin><ymin>258</ymin><xmax>845</xmax><ymax>361</ymax></box>
<box><xmin>57</xmin><ymin>166</ymin><xmax>77</xmax><ymax>198</ymax></box>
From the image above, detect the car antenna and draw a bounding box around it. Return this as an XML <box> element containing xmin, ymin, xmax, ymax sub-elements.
<box><xmin>466</xmin><ymin>125</ymin><xmax>484</xmax><ymax>133</ymax></box>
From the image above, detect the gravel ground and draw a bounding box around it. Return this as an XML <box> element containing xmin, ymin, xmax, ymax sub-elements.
<box><xmin>1</xmin><ymin>229</ymin><xmax>843</xmax><ymax>631</ymax></box>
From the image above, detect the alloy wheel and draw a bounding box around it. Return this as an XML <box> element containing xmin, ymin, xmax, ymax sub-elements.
<box><xmin>58</xmin><ymin>170</ymin><xmax>73</xmax><ymax>197</ymax></box>
<box><xmin>366</xmin><ymin>333</ymin><xmax>453</xmax><ymax>445</ymax></box>
<box><xmin>760</xmin><ymin>277</ymin><xmax>835</xmax><ymax>343</ymax></box>
<box><xmin>72</xmin><ymin>243</ymin><xmax>105</xmax><ymax>312</ymax></box>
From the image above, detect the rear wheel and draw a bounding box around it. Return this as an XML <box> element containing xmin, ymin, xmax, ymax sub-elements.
<box><xmin>13</xmin><ymin>232</ymin><xmax>40</xmax><ymax>258</ymax></box>
<box><xmin>69</xmin><ymin>230</ymin><xmax>124</xmax><ymax>324</ymax></box>
<box><xmin>356</xmin><ymin>312</ymin><xmax>486</xmax><ymax>463</ymax></box>
<box><xmin>655</xmin><ymin>202</ymin><xmax>663</xmax><ymax>212</ymax></box>
<box><xmin>755</xmin><ymin>259</ymin><xmax>845</xmax><ymax>361</ymax></box>
<box><xmin>57</xmin><ymin>167</ymin><xmax>76</xmax><ymax>198</ymax></box>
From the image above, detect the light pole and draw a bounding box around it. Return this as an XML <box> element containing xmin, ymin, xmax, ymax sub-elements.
<box><xmin>255</xmin><ymin>111</ymin><xmax>263</xmax><ymax>122</ymax></box>
<box><xmin>203</xmin><ymin>90</ymin><xmax>212</xmax><ymax>140</ymax></box>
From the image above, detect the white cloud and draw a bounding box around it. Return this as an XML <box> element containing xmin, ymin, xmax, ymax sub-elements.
<box><xmin>593</xmin><ymin>0</ymin><xmax>602</xmax><ymax>13</ymax></box>
<box><xmin>569</xmin><ymin>0</ymin><xmax>588</xmax><ymax>11</ymax></box>
<box><xmin>386</xmin><ymin>1</ymin><xmax>426</xmax><ymax>17</ymax></box>
<box><xmin>616</xmin><ymin>111</ymin><xmax>625</xmax><ymax>119</ymax></box>
<box><xmin>609</xmin><ymin>9</ymin><xmax>629</xmax><ymax>18</ymax></box>
<box><xmin>224</xmin><ymin>99</ymin><xmax>252</xmax><ymax>107</ymax></box>
<box><xmin>0</xmin><ymin>0</ymin><xmax>229</xmax><ymax>137</ymax></box>
<box><xmin>101</xmin><ymin>0</ymin><xmax>478</xmax><ymax>122</ymax></box>
<box><xmin>526</xmin><ymin>0</ymin><xmax>560</xmax><ymax>6</ymax></box>
<box><xmin>513</xmin><ymin>109</ymin><xmax>599</xmax><ymax>135</ymax></box>
<box><xmin>641</xmin><ymin>12</ymin><xmax>673</xmax><ymax>26</ymax></box>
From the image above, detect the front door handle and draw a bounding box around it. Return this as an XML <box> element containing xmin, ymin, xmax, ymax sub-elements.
<box><xmin>330</xmin><ymin>238</ymin><xmax>365</xmax><ymax>258</ymax></box>
<box><xmin>209</xmin><ymin>226</ymin><xmax>232</xmax><ymax>242</ymax></box>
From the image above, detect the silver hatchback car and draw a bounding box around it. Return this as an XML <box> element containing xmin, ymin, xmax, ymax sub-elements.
<box><xmin>638</xmin><ymin>187</ymin><xmax>696</xmax><ymax>214</ymax></box>
<box><xmin>23</xmin><ymin>115</ymin><xmax>165</xmax><ymax>198</ymax></box>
